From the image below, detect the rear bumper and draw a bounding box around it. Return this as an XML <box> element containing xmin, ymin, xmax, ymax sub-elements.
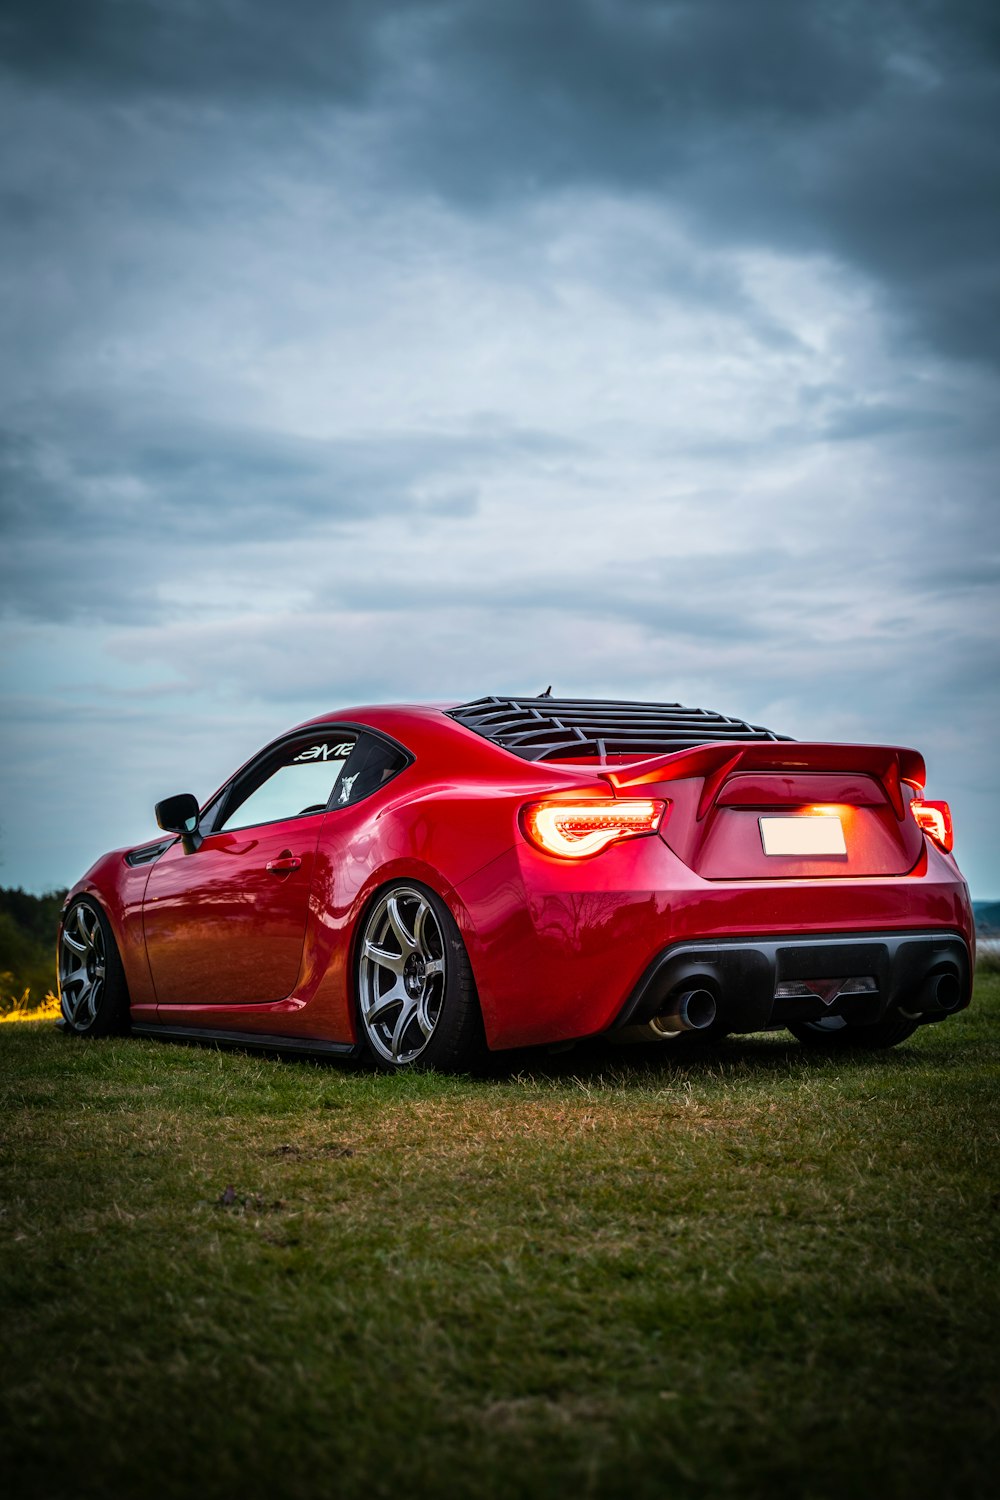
<box><xmin>614</xmin><ymin>929</ymin><xmax>973</xmax><ymax>1034</ymax></box>
<box><xmin>454</xmin><ymin>833</ymin><xmax>974</xmax><ymax>1049</ymax></box>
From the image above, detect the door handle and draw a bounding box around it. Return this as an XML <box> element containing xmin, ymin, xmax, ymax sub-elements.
<box><xmin>266</xmin><ymin>852</ymin><xmax>302</xmax><ymax>875</ymax></box>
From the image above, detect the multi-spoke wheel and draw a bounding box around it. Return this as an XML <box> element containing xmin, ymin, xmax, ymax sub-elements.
<box><xmin>59</xmin><ymin>898</ymin><xmax>129</xmax><ymax>1037</ymax></box>
<box><xmin>787</xmin><ymin>1011</ymin><xmax>918</xmax><ymax>1049</ymax></box>
<box><xmin>356</xmin><ymin>883</ymin><xmax>482</xmax><ymax>1070</ymax></box>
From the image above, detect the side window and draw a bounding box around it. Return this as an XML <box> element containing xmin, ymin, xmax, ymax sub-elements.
<box><xmin>332</xmin><ymin>733</ymin><xmax>409</xmax><ymax>808</ymax></box>
<box><xmin>216</xmin><ymin>735</ymin><xmax>357</xmax><ymax>832</ymax></box>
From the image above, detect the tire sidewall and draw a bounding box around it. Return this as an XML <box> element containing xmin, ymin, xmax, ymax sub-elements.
<box><xmin>354</xmin><ymin>880</ymin><xmax>481</xmax><ymax>1072</ymax></box>
<box><xmin>60</xmin><ymin>896</ymin><xmax>130</xmax><ymax>1038</ymax></box>
<box><xmin>787</xmin><ymin>1012</ymin><xmax>919</xmax><ymax>1049</ymax></box>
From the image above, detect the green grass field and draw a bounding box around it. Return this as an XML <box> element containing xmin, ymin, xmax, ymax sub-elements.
<box><xmin>2</xmin><ymin>981</ymin><xmax>998</xmax><ymax>1500</ymax></box>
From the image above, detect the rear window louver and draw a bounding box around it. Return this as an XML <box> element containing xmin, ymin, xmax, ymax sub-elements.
<box><xmin>447</xmin><ymin>696</ymin><xmax>792</xmax><ymax>763</ymax></box>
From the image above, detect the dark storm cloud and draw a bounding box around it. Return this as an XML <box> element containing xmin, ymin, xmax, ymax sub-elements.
<box><xmin>0</xmin><ymin>0</ymin><xmax>396</xmax><ymax>101</ymax></box>
<box><xmin>390</xmin><ymin>0</ymin><xmax>1000</xmax><ymax>367</ymax></box>
<box><xmin>4</xmin><ymin>1</ymin><xmax>999</xmax><ymax>365</ymax></box>
<box><xmin>0</xmin><ymin>0</ymin><xmax>885</xmax><ymax>115</ymax></box>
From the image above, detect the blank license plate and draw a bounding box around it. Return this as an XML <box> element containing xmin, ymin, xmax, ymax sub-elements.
<box><xmin>759</xmin><ymin>815</ymin><xmax>846</xmax><ymax>856</ymax></box>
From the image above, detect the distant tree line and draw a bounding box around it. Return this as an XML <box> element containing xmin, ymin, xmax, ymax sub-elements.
<box><xmin>0</xmin><ymin>887</ymin><xmax>67</xmax><ymax>1007</ymax></box>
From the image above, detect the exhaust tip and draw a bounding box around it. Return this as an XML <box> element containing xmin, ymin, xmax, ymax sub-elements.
<box><xmin>650</xmin><ymin>986</ymin><xmax>718</xmax><ymax>1036</ymax></box>
<box><xmin>905</xmin><ymin>969</ymin><xmax>963</xmax><ymax>1018</ymax></box>
<box><xmin>931</xmin><ymin>972</ymin><xmax>961</xmax><ymax>1012</ymax></box>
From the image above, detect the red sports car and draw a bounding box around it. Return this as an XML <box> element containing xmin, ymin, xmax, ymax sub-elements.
<box><xmin>58</xmin><ymin>696</ymin><xmax>974</xmax><ymax>1069</ymax></box>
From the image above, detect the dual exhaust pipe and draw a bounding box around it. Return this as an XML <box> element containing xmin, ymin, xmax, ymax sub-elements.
<box><xmin>633</xmin><ymin>962</ymin><xmax>961</xmax><ymax>1041</ymax></box>
<box><xmin>647</xmin><ymin>985</ymin><xmax>717</xmax><ymax>1038</ymax></box>
<box><xmin>614</xmin><ymin>983</ymin><xmax>718</xmax><ymax>1044</ymax></box>
<box><xmin>901</xmin><ymin>969</ymin><xmax>962</xmax><ymax>1020</ymax></box>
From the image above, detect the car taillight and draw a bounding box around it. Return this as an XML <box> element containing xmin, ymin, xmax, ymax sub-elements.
<box><xmin>911</xmin><ymin>799</ymin><xmax>954</xmax><ymax>853</ymax></box>
<box><xmin>521</xmin><ymin>799</ymin><xmax>667</xmax><ymax>859</ymax></box>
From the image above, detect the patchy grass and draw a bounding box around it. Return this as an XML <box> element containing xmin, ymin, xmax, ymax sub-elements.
<box><xmin>2</xmin><ymin>981</ymin><xmax>998</xmax><ymax>1500</ymax></box>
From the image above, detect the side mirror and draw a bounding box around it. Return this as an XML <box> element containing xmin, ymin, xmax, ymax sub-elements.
<box><xmin>155</xmin><ymin>793</ymin><xmax>203</xmax><ymax>854</ymax></box>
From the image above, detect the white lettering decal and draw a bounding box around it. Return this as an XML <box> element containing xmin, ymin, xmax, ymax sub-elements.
<box><xmin>293</xmin><ymin>741</ymin><xmax>354</xmax><ymax>763</ymax></box>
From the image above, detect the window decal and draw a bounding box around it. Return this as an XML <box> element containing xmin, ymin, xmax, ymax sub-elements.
<box><xmin>292</xmin><ymin>741</ymin><xmax>354</xmax><ymax>763</ymax></box>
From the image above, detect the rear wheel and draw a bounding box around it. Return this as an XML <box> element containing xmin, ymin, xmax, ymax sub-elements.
<box><xmin>787</xmin><ymin>1011</ymin><xmax>918</xmax><ymax>1049</ymax></box>
<box><xmin>355</xmin><ymin>882</ymin><xmax>483</xmax><ymax>1071</ymax></box>
<box><xmin>59</xmin><ymin>898</ymin><xmax>130</xmax><ymax>1037</ymax></box>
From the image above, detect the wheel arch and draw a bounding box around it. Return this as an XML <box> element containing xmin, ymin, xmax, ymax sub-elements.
<box><xmin>57</xmin><ymin>887</ymin><xmax>132</xmax><ymax>1034</ymax></box>
<box><xmin>346</xmin><ymin>868</ymin><xmax>490</xmax><ymax>1051</ymax></box>
<box><xmin>60</xmin><ymin>864</ymin><xmax>149</xmax><ymax>1013</ymax></box>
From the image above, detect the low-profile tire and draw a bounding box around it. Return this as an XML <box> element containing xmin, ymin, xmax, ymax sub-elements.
<box><xmin>787</xmin><ymin>1010</ymin><xmax>919</xmax><ymax>1050</ymax></box>
<box><xmin>355</xmin><ymin>881</ymin><xmax>484</xmax><ymax>1071</ymax></box>
<box><xmin>58</xmin><ymin>897</ymin><xmax>130</xmax><ymax>1038</ymax></box>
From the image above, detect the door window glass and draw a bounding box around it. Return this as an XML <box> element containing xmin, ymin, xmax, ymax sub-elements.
<box><xmin>217</xmin><ymin>736</ymin><xmax>357</xmax><ymax>832</ymax></box>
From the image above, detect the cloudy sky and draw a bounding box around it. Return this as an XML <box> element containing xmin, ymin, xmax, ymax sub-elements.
<box><xmin>1</xmin><ymin>0</ymin><xmax>998</xmax><ymax>896</ymax></box>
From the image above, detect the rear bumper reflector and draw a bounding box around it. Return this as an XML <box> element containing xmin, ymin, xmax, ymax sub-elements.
<box><xmin>774</xmin><ymin>976</ymin><xmax>877</xmax><ymax>1006</ymax></box>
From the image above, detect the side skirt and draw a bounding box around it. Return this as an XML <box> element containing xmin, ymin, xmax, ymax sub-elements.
<box><xmin>131</xmin><ymin>1022</ymin><xmax>358</xmax><ymax>1060</ymax></box>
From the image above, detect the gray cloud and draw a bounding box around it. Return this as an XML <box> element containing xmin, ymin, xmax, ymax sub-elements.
<box><xmin>1</xmin><ymin>0</ymin><xmax>998</xmax><ymax>893</ymax></box>
<box><xmin>4</xmin><ymin>1</ymin><xmax>997</xmax><ymax>365</ymax></box>
<box><xmin>0</xmin><ymin>406</ymin><xmax>587</xmax><ymax>620</ymax></box>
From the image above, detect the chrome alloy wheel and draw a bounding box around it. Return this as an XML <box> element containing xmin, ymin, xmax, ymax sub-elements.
<box><xmin>59</xmin><ymin>903</ymin><xmax>106</xmax><ymax>1030</ymax></box>
<box><xmin>358</xmin><ymin>887</ymin><xmax>447</xmax><ymax>1064</ymax></box>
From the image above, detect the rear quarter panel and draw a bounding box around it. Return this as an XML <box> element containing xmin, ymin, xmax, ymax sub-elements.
<box><xmin>293</xmin><ymin>751</ymin><xmax>609</xmax><ymax>1042</ymax></box>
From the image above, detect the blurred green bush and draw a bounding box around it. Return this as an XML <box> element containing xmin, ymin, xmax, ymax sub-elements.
<box><xmin>0</xmin><ymin>888</ymin><xmax>67</xmax><ymax>1011</ymax></box>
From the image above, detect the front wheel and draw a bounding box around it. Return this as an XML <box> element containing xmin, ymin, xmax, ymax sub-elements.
<box><xmin>355</xmin><ymin>883</ymin><xmax>483</xmax><ymax>1071</ymax></box>
<box><xmin>58</xmin><ymin>898</ymin><xmax>130</xmax><ymax>1037</ymax></box>
<box><xmin>787</xmin><ymin>1011</ymin><xmax>918</xmax><ymax>1050</ymax></box>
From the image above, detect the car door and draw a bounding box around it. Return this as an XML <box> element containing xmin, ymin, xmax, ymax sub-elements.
<box><xmin>143</xmin><ymin>730</ymin><xmax>358</xmax><ymax>1007</ymax></box>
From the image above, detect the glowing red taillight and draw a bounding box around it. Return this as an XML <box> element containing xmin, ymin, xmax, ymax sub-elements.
<box><xmin>911</xmin><ymin>799</ymin><xmax>954</xmax><ymax>853</ymax></box>
<box><xmin>521</xmin><ymin>799</ymin><xmax>667</xmax><ymax>859</ymax></box>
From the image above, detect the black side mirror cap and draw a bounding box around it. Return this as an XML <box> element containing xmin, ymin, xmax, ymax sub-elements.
<box><xmin>155</xmin><ymin>793</ymin><xmax>203</xmax><ymax>853</ymax></box>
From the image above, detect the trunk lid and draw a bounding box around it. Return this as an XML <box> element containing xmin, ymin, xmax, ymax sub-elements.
<box><xmin>601</xmin><ymin>742</ymin><xmax>926</xmax><ymax>879</ymax></box>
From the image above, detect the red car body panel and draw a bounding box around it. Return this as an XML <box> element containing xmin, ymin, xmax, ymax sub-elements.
<box><xmin>453</xmin><ymin>835</ymin><xmax>971</xmax><ymax>1049</ymax></box>
<box><xmin>62</xmin><ymin>702</ymin><xmax>975</xmax><ymax>1053</ymax></box>
<box><xmin>143</xmin><ymin>817</ymin><xmax>324</xmax><ymax>1005</ymax></box>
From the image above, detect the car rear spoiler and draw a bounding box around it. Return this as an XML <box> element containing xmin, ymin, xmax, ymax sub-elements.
<box><xmin>600</xmin><ymin>742</ymin><xmax>926</xmax><ymax>821</ymax></box>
